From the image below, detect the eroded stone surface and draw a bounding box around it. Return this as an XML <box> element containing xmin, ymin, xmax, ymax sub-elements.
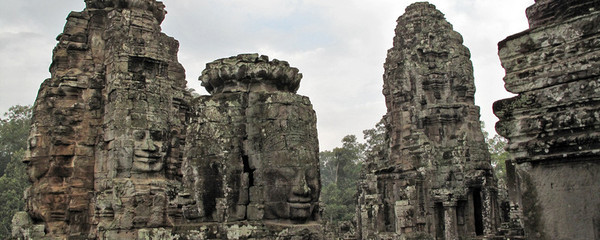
<box><xmin>199</xmin><ymin>54</ymin><xmax>302</xmax><ymax>94</ymax></box>
<box><xmin>494</xmin><ymin>0</ymin><xmax>600</xmax><ymax>239</ymax></box>
<box><xmin>173</xmin><ymin>54</ymin><xmax>323</xmax><ymax>238</ymax></box>
<box><xmin>357</xmin><ymin>3</ymin><xmax>500</xmax><ymax>239</ymax></box>
<box><xmin>18</xmin><ymin>1</ymin><xmax>188</xmax><ymax>238</ymax></box>
<box><xmin>14</xmin><ymin>1</ymin><xmax>322</xmax><ymax>239</ymax></box>
<box><xmin>525</xmin><ymin>0</ymin><xmax>600</xmax><ymax>28</ymax></box>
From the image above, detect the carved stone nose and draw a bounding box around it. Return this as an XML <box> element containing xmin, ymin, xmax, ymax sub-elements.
<box><xmin>292</xmin><ymin>172</ymin><xmax>311</xmax><ymax>196</ymax></box>
<box><xmin>141</xmin><ymin>138</ymin><xmax>157</xmax><ymax>152</ymax></box>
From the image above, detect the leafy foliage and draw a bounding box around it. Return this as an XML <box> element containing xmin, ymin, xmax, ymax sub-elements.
<box><xmin>481</xmin><ymin>121</ymin><xmax>510</xmax><ymax>184</ymax></box>
<box><xmin>320</xmin><ymin>135</ymin><xmax>364</xmax><ymax>223</ymax></box>
<box><xmin>0</xmin><ymin>105</ymin><xmax>31</xmax><ymax>176</ymax></box>
<box><xmin>487</xmin><ymin>134</ymin><xmax>509</xmax><ymax>183</ymax></box>
<box><xmin>362</xmin><ymin>118</ymin><xmax>386</xmax><ymax>161</ymax></box>
<box><xmin>186</xmin><ymin>87</ymin><xmax>201</xmax><ymax>98</ymax></box>
<box><xmin>0</xmin><ymin>105</ymin><xmax>32</xmax><ymax>239</ymax></box>
<box><xmin>320</xmin><ymin>119</ymin><xmax>386</xmax><ymax>224</ymax></box>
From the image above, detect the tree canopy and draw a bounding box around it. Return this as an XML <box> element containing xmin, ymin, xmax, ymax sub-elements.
<box><xmin>481</xmin><ymin>121</ymin><xmax>510</xmax><ymax>184</ymax></box>
<box><xmin>320</xmin><ymin>118</ymin><xmax>386</xmax><ymax>224</ymax></box>
<box><xmin>320</xmin><ymin>135</ymin><xmax>365</xmax><ymax>222</ymax></box>
<box><xmin>0</xmin><ymin>105</ymin><xmax>32</xmax><ymax>238</ymax></box>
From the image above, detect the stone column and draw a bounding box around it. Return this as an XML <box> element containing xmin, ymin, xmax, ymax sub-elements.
<box><xmin>483</xmin><ymin>187</ymin><xmax>496</xmax><ymax>236</ymax></box>
<box><xmin>443</xmin><ymin>202</ymin><xmax>458</xmax><ymax>240</ymax></box>
<box><xmin>395</xmin><ymin>200</ymin><xmax>411</xmax><ymax>235</ymax></box>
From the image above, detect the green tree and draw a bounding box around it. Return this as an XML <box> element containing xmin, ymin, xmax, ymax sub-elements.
<box><xmin>0</xmin><ymin>105</ymin><xmax>31</xmax><ymax>176</ymax></box>
<box><xmin>480</xmin><ymin>121</ymin><xmax>510</xmax><ymax>183</ymax></box>
<box><xmin>363</xmin><ymin>117</ymin><xmax>386</xmax><ymax>161</ymax></box>
<box><xmin>488</xmin><ymin>134</ymin><xmax>509</xmax><ymax>183</ymax></box>
<box><xmin>0</xmin><ymin>105</ymin><xmax>32</xmax><ymax>239</ymax></box>
<box><xmin>319</xmin><ymin>151</ymin><xmax>337</xmax><ymax>187</ymax></box>
<box><xmin>320</xmin><ymin>135</ymin><xmax>364</xmax><ymax>223</ymax></box>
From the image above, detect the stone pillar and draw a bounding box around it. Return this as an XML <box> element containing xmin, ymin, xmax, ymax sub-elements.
<box><xmin>443</xmin><ymin>202</ymin><xmax>458</xmax><ymax>240</ymax></box>
<box><xmin>394</xmin><ymin>200</ymin><xmax>410</xmax><ymax>235</ymax></box>
<box><xmin>482</xmin><ymin>187</ymin><xmax>498</xmax><ymax>236</ymax></box>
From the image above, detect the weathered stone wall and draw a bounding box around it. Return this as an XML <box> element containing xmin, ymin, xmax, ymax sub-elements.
<box><xmin>91</xmin><ymin>1</ymin><xmax>188</xmax><ymax>238</ymax></box>
<box><xmin>13</xmin><ymin>1</ymin><xmax>324</xmax><ymax>239</ymax></box>
<box><xmin>357</xmin><ymin>3</ymin><xmax>500</xmax><ymax>239</ymax></box>
<box><xmin>22</xmin><ymin>10</ymin><xmax>104</xmax><ymax>237</ymax></box>
<box><xmin>494</xmin><ymin>0</ymin><xmax>600</xmax><ymax>239</ymax></box>
<box><xmin>16</xmin><ymin>1</ymin><xmax>189</xmax><ymax>239</ymax></box>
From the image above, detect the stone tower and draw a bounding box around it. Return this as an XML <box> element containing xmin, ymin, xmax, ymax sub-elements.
<box><xmin>172</xmin><ymin>53</ymin><xmax>323</xmax><ymax>239</ymax></box>
<box><xmin>494</xmin><ymin>0</ymin><xmax>600</xmax><ymax>239</ymax></box>
<box><xmin>17</xmin><ymin>0</ymin><xmax>188</xmax><ymax>238</ymax></box>
<box><xmin>357</xmin><ymin>3</ymin><xmax>500</xmax><ymax>239</ymax></box>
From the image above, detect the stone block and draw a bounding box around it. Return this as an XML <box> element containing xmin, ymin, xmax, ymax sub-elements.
<box><xmin>247</xmin><ymin>204</ymin><xmax>264</xmax><ymax>221</ymax></box>
<box><xmin>249</xmin><ymin>186</ymin><xmax>264</xmax><ymax>203</ymax></box>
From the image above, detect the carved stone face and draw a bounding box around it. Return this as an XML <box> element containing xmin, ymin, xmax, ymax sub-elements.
<box><xmin>23</xmin><ymin>133</ymin><xmax>49</xmax><ymax>181</ymax></box>
<box><xmin>132</xmin><ymin>129</ymin><xmax>167</xmax><ymax>173</ymax></box>
<box><xmin>25</xmin><ymin>158</ymin><xmax>49</xmax><ymax>182</ymax></box>
<box><xmin>95</xmin><ymin>190</ymin><xmax>116</xmax><ymax>219</ymax></box>
<box><xmin>263</xmin><ymin>155</ymin><xmax>320</xmax><ymax>222</ymax></box>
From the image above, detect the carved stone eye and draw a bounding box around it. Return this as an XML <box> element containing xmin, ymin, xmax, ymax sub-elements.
<box><xmin>150</xmin><ymin>130</ymin><xmax>163</xmax><ymax>141</ymax></box>
<box><xmin>133</xmin><ymin>130</ymin><xmax>146</xmax><ymax>141</ymax></box>
<box><xmin>305</xmin><ymin>168</ymin><xmax>318</xmax><ymax>180</ymax></box>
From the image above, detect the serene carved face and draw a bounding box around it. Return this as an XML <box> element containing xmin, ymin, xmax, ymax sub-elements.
<box><xmin>95</xmin><ymin>190</ymin><xmax>116</xmax><ymax>219</ymax></box>
<box><xmin>132</xmin><ymin>129</ymin><xmax>168</xmax><ymax>172</ymax></box>
<box><xmin>23</xmin><ymin>133</ymin><xmax>49</xmax><ymax>181</ymax></box>
<box><xmin>25</xmin><ymin>158</ymin><xmax>49</xmax><ymax>181</ymax></box>
<box><xmin>263</xmin><ymin>156</ymin><xmax>320</xmax><ymax>222</ymax></box>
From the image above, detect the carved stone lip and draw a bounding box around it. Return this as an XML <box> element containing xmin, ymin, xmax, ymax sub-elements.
<box><xmin>289</xmin><ymin>203</ymin><xmax>311</xmax><ymax>211</ymax></box>
<box><xmin>97</xmin><ymin>210</ymin><xmax>114</xmax><ymax>218</ymax></box>
<box><xmin>134</xmin><ymin>151</ymin><xmax>161</xmax><ymax>162</ymax></box>
<box><xmin>288</xmin><ymin>201</ymin><xmax>312</xmax><ymax>209</ymax></box>
<box><xmin>288</xmin><ymin>196</ymin><xmax>312</xmax><ymax>204</ymax></box>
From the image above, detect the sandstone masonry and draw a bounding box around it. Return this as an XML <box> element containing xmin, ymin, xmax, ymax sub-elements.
<box><xmin>494</xmin><ymin>0</ymin><xmax>600</xmax><ymax>239</ymax></box>
<box><xmin>357</xmin><ymin>3</ymin><xmax>500</xmax><ymax>239</ymax></box>
<box><xmin>12</xmin><ymin>1</ymin><xmax>323</xmax><ymax>239</ymax></box>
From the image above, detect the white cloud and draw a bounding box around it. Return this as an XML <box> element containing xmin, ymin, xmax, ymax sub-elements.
<box><xmin>0</xmin><ymin>0</ymin><xmax>86</xmax><ymax>115</ymax></box>
<box><xmin>0</xmin><ymin>0</ymin><xmax>535</xmax><ymax>150</ymax></box>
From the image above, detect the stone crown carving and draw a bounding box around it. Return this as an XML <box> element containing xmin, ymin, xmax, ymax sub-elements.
<box><xmin>199</xmin><ymin>53</ymin><xmax>302</xmax><ymax>94</ymax></box>
<box><xmin>85</xmin><ymin>0</ymin><xmax>166</xmax><ymax>22</ymax></box>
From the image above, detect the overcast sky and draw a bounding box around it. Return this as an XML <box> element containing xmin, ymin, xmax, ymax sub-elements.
<box><xmin>0</xmin><ymin>0</ymin><xmax>535</xmax><ymax>151</ymax></box>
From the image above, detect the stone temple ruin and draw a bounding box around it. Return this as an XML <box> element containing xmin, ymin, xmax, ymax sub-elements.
<box><xmin>178</xmin><ymin>54</ymin><xmax>322</xmax><ymax>238</ymax></box>
<box><xmin>357</xmin><ymin>3</ymin><xmax>500</xmax><ymax>239</ymax></box>
<box><xmin>494</xmin><ymin>0</ymin><xmax>600</xmax><ymax>239</ymax></box>
<box><xmin>10</xmin><ymin>0</ymin><xmax>600</xmax><ymax>239</ymax></box>
<box><xmin>12</xmin><ymin>1</ymin><xmax>323</xmax><ymax>239</ymax></box>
